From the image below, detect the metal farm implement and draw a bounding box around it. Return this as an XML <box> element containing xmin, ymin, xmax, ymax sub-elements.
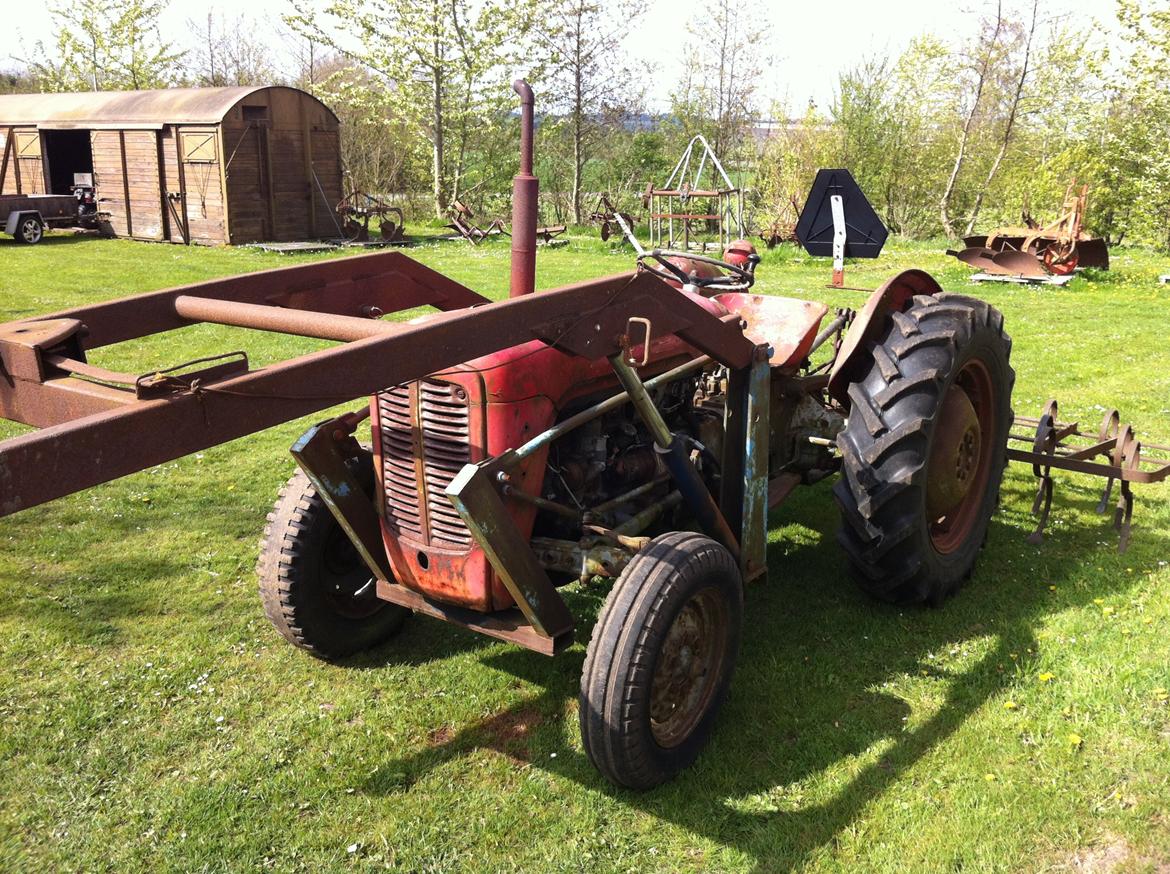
<box><xmin>950</xmin><ymin>182</ymin><xmax>1111</xmax><ymax>278</ymax></box>
<box><xmin>0</xmin><ymin>83</ymin><xmax>1166</xmax><ymax>789</ymax></box>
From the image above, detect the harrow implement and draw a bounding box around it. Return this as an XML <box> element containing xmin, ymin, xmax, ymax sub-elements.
<box><xmin>1008</xmin><ymin>401</ymin><xmax>1170</xmax><ymax>551</ymax></box>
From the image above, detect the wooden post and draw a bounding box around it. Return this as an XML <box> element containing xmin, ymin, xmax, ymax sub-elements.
<box><xmin>216</xmin><ymin>128</ymin><xmax>231</xmax><ymax>245</ymax></box>
<box><xmin>300</xmin><ymin>100</ymin><xmax>317</xmax><ymax>238</ymax></box>
<box><xmin>156</xmin><ymin>130</ymin><xmax>171</xmax><ymax>242</ymax></box>
<box><xmin>12</xmin><ymin>129</ymin><xmax>23</xmax><ymax>195</ymax></box>
<box><xmin>173</xmin><ymin>127</ymin><xmax>191</xmax><ymax>245</ymax></box>
<box><xmin>263</xmin><ymin>126</ymin><xmax>276</xmax><ymax>240</ymax></box>
<box><xmin>0</xmin><ymin>128</ymin><xmax>11</xmax><ymax>196</ymax></box>
<box><xmin>119</xmin><ymin>130</ymin><xmax>133</xmax><ymax>238</ymax></box>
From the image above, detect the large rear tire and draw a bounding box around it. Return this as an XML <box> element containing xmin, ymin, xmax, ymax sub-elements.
<box><xmin>834</xmin><ymin>293</ymin><xmax>1014</xmax><ymax>605</ymax></box>
<box><xmin>580</xmin><ymin>532</ymin><xmax>743</xmax><ymax>789</ymax></box>
<box><xmin>257</xmin><ymin>453</ymin><xmax>408</xmax><ymax>660</ymax></box>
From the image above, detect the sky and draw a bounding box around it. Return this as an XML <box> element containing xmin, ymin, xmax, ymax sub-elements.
<box><xmin>2</xmin><ymin>0</ymin><xmax>1121</xmax><ymax>114</ymax></box>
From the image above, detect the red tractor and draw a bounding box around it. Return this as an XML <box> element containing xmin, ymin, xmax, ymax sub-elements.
<box><xmin>0</xmin><ymin>83</ymin><xmax>1016</xmax><ymax>788</ymax></box>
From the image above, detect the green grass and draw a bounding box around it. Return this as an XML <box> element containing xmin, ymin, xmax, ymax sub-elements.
<box><xmin>1</xmin><ymin>230</ymin><xmax>1169</xmax><ymax>872</ymax></box>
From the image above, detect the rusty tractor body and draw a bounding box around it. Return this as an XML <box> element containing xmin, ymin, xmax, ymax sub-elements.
<box><xmin>0</xmin><ymin>84</ymin><xmax>1164</xmax><ymax>789</ymax></box>
<box><xmin>951</xmin><ymin>182</ymin><xmax>1110</xmax><ymax>277</ymax></box>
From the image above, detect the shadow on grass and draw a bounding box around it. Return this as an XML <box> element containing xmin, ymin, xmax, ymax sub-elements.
<box><xmin>361</xmin><ymin>482</ymin><xmax>1170</xmax><ymax>870</ymax></box>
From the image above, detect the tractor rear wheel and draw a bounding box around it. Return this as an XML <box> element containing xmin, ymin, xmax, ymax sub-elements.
<box><xmin>257</xmin><ymin>453</ymin><xmax>408</xmax><ymax>660</ymax></box>
<box><xmin>834</xmin><ymin>293</ymin><xmax>1014</xmax><ymax>605</ymax></box>
<box><xmin>580</xmin><ymin>532</ymin><xmax>743</xmax><ymax>789</ymax></box>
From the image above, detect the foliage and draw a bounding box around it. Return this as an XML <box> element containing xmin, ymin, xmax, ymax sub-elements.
<box><xmin>184</xmin><ymin>11</ymin><xmax>280</xmax><ymax>87</ymax></box>
<box><xmin>25</xmin><ymin>0</ymin><xmax>185</xmax><ymax>91</ymax></box>
<box><xmin>1</xmin><ymin>234</ymin><xmax>1169</xmax><ymax>871</ymax></box>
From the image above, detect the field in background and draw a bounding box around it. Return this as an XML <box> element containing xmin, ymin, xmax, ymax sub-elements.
<box><xmin>1</xmin><ymin>231</ymin><xmax>1169</xmax><ymax>872</ymax></box>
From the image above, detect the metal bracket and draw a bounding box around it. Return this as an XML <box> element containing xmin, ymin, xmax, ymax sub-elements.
<box><xmin>739</xmin><ymin>348</ymin><xmax>771</xmax><ymax>582</ymax></box>
<box><xmin>289</xmin><ymin>417</ymin><xmax>393</xmax><ymax>582</ymax></box>
<box><xmin>830</xmin><ymin>194</ymin><xmax>846</xmax><ymax>288</ymax></box>
<box><xmin>445</xmin><ymin>462</ymin><xmax>574</xmax><ymax>641</ymax></box>
<box><xmin>625</xmin><ymin>317</ymin><xmax>652</xmax><ymax>366</ymax></box>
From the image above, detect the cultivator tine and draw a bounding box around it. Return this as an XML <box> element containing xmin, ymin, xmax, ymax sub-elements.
<box><xmin>1025</xmin><ymin>399</ymin><xmax>1059</xmax><ymax>545</ymax></box>
<box><xmin>1007</xmin><ymin>400</ymin><xmax>1170</xmax><ymax>552</ymax></box>
<box><xmin>1095</xmin><ymin>410</ymin><xmax>1120</xmax><ymax>514</ymax></box>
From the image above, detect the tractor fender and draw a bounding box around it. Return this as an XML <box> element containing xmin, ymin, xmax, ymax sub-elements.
<box><xmin>826</xmin><ymin>269</ymin><xmax>944</xmax><ymax>407</ymax></box>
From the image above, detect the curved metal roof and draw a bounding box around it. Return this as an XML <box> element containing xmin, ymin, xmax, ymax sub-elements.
<box><xmin>0</xmin><ymin>86</ymin><xmax>335</xmax><ymax>128</ymax></box>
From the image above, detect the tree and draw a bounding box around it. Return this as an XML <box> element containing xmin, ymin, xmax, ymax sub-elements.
<box><xmin>939</xmin><ymin>0</ymin><xmax>1005</xmax><ymax>237</ymax></box>
<box><xmin>963</xmin><ymin>0</ymin><xmax>1040</xmax><ymax>236</ymax></box>
<box><xmin>536</xmin><ymin>0</ymin><xmax>642</xmax><ymax>224</ymax></box>
<box><xmin>288</xmin><ymin>0</ymin><xmax>537</xmax><ymax>217</ymax></box>
<box><xmin>186</xmin><ymin>10</ymin><xmax>279</xmax><ymax>87</ymax></box>
<box><xmin>0</xmin><ymin>68</ymin><xmax>39</xmax><ymax>95</ymax></box>
<box><xmin>25</xmin><ymin>0</ymin><xmax>184</xmax><ymax>91</ymax></box>
<box><xmin>670</xmin><ymin>0</ymin><xmax>768</xmax><ymax>162</ymax></box>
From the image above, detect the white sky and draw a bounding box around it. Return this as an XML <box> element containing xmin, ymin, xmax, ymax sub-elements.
<box><xmin>2</xmin><ymin>0</ymin><xmax>1120</xmax><ymax>114</ymax></box>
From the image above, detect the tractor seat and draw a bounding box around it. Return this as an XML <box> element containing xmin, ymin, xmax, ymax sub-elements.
<box><xmin>713</xmin><ymin>293</ymin><xmax>829</xmax><ymax>370</ymax></box>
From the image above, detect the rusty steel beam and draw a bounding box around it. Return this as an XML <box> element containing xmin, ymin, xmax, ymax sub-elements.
<box><xmin>173</xmin><ymin>295</ymin><xmax>406</xmax><ymax>342</ymax></box>
<box><xmin>0</xmin><ymin>265</ymin><xmax>755</xmax><ymax>517</ymax></box>
<box><xmin>30</xmin><ymin>250</ymin><xmax>489</xmax><ymax>350</ymax></box>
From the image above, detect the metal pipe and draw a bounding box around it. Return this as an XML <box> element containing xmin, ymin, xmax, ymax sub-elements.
<box><xmin>613</xmin><ymin>491</ymin><xmax>683</xmax><ymax>535</ymax></box>
<box><xmin>174</xmin><ymin>295</ymin><xmax>400</xmax><ymax>342</ymax></box>
<box><xmin>512</xmin><ymin>356</ymin><xmax>710</xmax><ymax>461</ymax></box>
<box><xmin>810</xmin><ymin>313</ymin><xmax>848</xmax><ymax>356</ymax></box>
<box><xmin>510</xmin><ymin>79</ymin><xmax>538</xmax><ymax>299</ymax></box>
<box><xmin>591</xmin><ymin>474</ymin><xmax>669</xmax><ymax>514</ymax></box>
<box><xmin>609</xmin><ymin>354</ymin><xmax>740</xmax><ymax>558</ymax></box>
<box><xmin>502</xmin><ymin>484</ymin><xmax>580</xmax><ymax>520</ymax></box>
<box><xmin>530</xmin><ymin>537</ymin><xmax>634</xmax><ymax>579</ymax></box>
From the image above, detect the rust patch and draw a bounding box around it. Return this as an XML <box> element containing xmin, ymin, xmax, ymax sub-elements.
<box><xmin>427</xmin><ymin>725</ymin><xmax>454</xmax><ymax>747</ymax></box>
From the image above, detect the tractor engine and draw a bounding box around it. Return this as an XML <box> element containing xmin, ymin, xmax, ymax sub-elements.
<box><xmin>370</xmin><ymin>334</ymin><xmax>715</xmax><ymax>615</ymax></box>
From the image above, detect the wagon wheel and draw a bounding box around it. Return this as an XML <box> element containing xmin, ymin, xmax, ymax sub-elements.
<box><xmin>1041</xmin><ymin>241</ymin><xmax>1079</xmax><ymax>275</ymax></box>
<box><xmin>580</xmin><ymin>532</ymin><xmax>742</xmax><ymax>789</ymax></box>
<box><xmin>835</xmin><ymin>293</ymin><xmax>1014</xmax><ymax>605</ymax></box>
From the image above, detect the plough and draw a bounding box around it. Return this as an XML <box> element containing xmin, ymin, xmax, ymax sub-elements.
<box><xmin>0</xmin><ymin>81</ymin><xmax>1165</xmax><ymax>790</ymax></box>
<box><xmin>951</xmin><ymin>182</ymin><xmax>1110</xmax><ymax>277</ymax></box>
<box><xmin>336</xmin><ymin>190</ymin><xmax>405</xmax><ymax>243</ymax></box>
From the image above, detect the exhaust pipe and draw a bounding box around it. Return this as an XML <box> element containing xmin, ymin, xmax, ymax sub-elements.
<box><xmin>510</xmin><ymin>79</ymin><xmax>538</xmax><ymax>298</ymax></box>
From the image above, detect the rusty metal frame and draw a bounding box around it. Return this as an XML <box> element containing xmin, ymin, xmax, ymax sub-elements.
<box><xmin>0</xmin><ymin>250</ymin><xmax>754</xmax><ymax>520</ymax></box>
<box><xmin>1007</xmin><ymin>400</ymin><xmax>1170</xmax><ymax>552</ymax></box>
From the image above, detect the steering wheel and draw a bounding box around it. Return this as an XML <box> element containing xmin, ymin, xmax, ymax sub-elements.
<box><xmin>637</xmin><ymin>248</ymin><xmax>758</xmax><ymax>292</ymax></box>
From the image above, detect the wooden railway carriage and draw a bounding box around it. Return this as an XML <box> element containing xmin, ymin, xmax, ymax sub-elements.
<box><xmin>0</xmin><ymin>86</ymin><xmax>342</xmax><ymax>245</ymax></box>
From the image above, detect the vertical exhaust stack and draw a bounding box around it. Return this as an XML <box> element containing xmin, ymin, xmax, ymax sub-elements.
<box><xmin>510</xmin><ymin>79</ymin><xmax>538</xmax><ymax>298</ymax></box>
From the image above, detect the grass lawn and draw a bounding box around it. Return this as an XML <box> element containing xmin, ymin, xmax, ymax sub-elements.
<box><xmin>1</xmin><ymin>230</ymin><xmax>1169</xmax><ymax>872</ymax></box>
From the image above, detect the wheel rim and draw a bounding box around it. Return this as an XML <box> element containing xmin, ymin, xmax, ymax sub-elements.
<box><xmin>319</xmin><ymin>521</ymin><xmax>382</xmax><ymax>619</ymax></box>
<box><xmin>649</xmin><ymin>586</ymin><xmax>729</xmax><ymax>748</ymax></box>
<box><xmin>927</xmin><ymin>358</ymin><xmax>997</xmax><ymax>554</ymax></box>
<box><xmin>22</xmin><ymin>219</ymin><xmax>41</xmax><ymax>243</ymax></box>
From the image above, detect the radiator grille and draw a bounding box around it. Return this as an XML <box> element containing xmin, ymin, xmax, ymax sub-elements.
<box><xmin>377</xmin><ymin>380</ymin><xmax>472</xmax><ymax>547</ymax></box>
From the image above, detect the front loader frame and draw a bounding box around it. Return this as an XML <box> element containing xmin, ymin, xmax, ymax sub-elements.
<box><xmin>0</xmin><ymin>249</ymin><xmax>770</xmax><ymax>654</ymax></box>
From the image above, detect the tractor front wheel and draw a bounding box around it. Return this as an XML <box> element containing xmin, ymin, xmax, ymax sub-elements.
<box><xmin>834</xmin><ymin>293</ymin><xmax>1014</xmax><ymax>605</ymax></box>
<box><xmin>257</xmin><ymin>454</ymin><xmax>408</xmax><ymax>660</ymax></box>
<box><xmin>580</xmin><ymin>532</ymin><xmax>743</xmax><ymax>789</ymax></box>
